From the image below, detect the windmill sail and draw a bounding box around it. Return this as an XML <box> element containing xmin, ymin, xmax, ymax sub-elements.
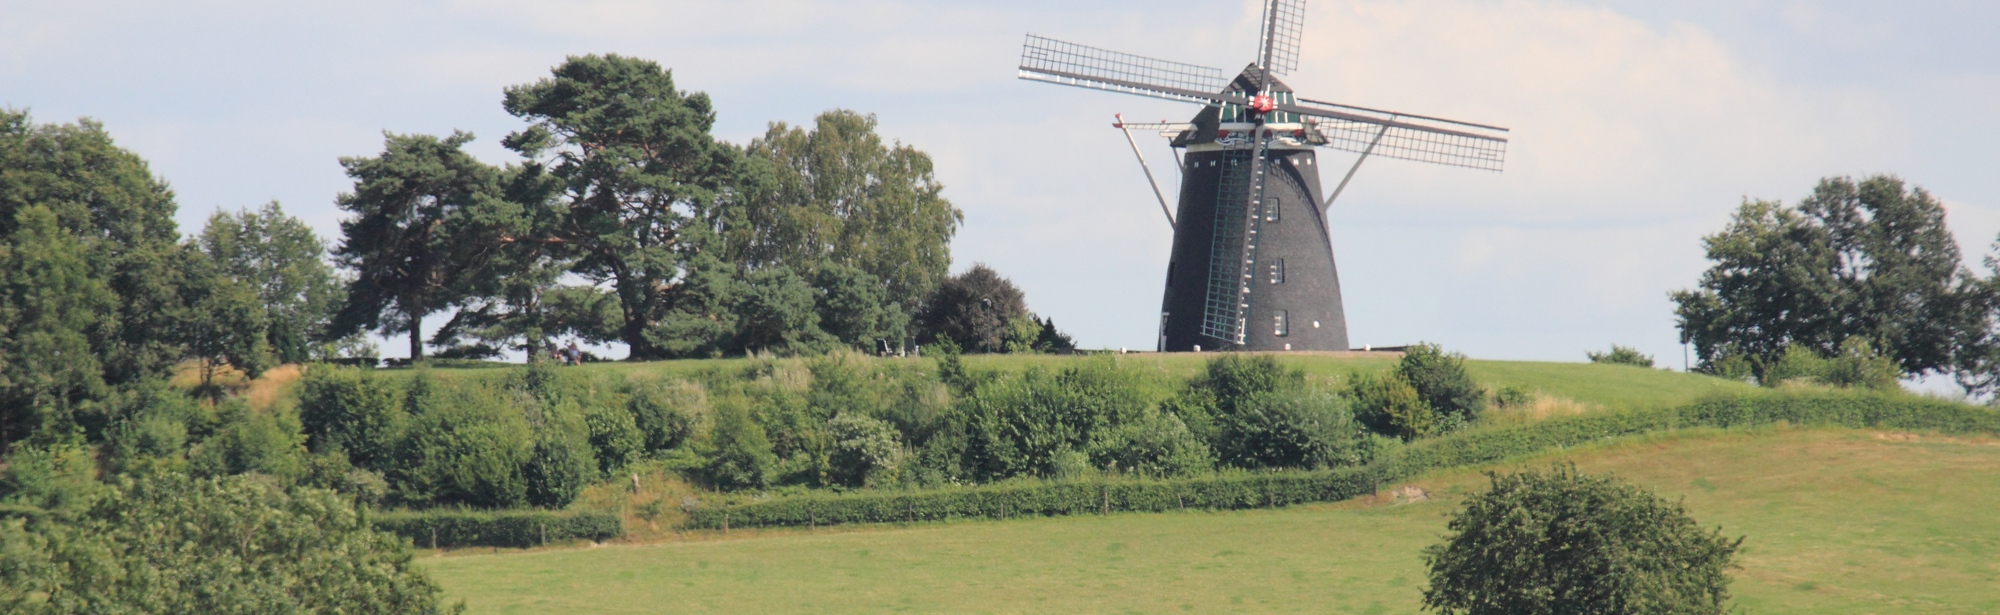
<box><xmin>1258</xmin><ymin>0</ymin><xmax>1306</xmax><ymax>75</ymax></box>
<box><xmin>1019</xmin><ymin>35</ymin><xmax>1228</xmax><ymax>105</ymax></box>
<box><xmin>1285</xmin><ymin>99</ymin><xmax>1511</xmax><ymax>172</ymax></box>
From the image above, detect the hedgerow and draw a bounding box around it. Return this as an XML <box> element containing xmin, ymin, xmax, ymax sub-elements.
<box><xmin>686</xmin><ymin>389</ymin><xmax>2000</xmax><ymax>530</ymax></box>
<box><xmin>372</xmin><ymin>508</ymin><xmax>622</xmax><ymax>549</ymax></box>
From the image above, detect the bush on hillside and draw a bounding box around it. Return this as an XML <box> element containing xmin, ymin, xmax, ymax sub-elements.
<box><xmin>827</xmin><ymin>413</ymin><xmax>905</xmax><ymax>487</ymax></box>
<box><xmin>391</xmin><ymin>373</ymin><xmax>533</xmax><ymax>508</ymax></box>
<box><xmin>1212</xmin><ymin>387</ymin><xmax>1365</xmax><ymax>470</ymax></box>
<box><xmin>1423</xmin><ymin>465</ymin><xmax>1740</xmax><ymax>615</ymax></box>
<box><xmin>1396</xmin><ymin>343</ymin><xmax>1485</xmax><ymax>424</ymax></box>
<box><xmin>1587</xmin><ymin>344</ymin><xmax>1656</xmax><ymax>367</ymax></box>
<box><xmin>1761</xmin><ymin>339</ymin><xmax>1900</xmax><ymax>390</ymax></box>
<box><xmin>916</xmin><ymin>264</ymin><xmax>1028</xmax><ymax>353</ymax></box>
<box><xmin>1350</xmin><ymin>371</ymin><xmax>1433</xmax><ymax>440</ymax></box>
<box><xmin>1087</xmin><ymin>409</ymin><xmax>1213</xmax><ymax>477</ymax></box>
<box><xmin>956</xmin><ymin>358</ymin><xmax>1153</xmax><ymax>480</ymax></box>
<box><xmin>705</xmin><ymin>399</ymin><xmax>776</xmax><ymax>490</ymax></box>
<box><xmin>297</xmin><ymin>364</ymin><xmax>405</xmax><ymax>471</ymax></box>
<box><xmin>627</xmin><ymin>377</ymin><xmax>710</xmax><ymax>452</ymax></box>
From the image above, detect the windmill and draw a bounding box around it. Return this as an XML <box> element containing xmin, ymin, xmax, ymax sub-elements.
<box><xmin>1019</xmin><ymin>0</ymin><xmax>1509</xmax><ymax>352</ymax></box>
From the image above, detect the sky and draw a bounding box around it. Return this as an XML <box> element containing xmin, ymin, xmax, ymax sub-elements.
<box><xmin>5</xmin><ymin>0</ymin><xmax>1999</xmax><ymax>368</ymax></box>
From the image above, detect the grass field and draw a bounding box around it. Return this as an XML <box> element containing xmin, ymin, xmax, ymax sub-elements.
<box><xmin>421</xmin><ymin>426</ymin><xmax>2000</xmax><ymax>614</ymax></box>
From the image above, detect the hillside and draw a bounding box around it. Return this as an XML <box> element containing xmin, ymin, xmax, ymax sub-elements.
<box><xmin>419</xmin><ymin>426</ymin><xmax>2000</xmax><ymax>614</ymax></box>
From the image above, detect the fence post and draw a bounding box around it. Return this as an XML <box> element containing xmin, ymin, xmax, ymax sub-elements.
<box><xmin>540</xmin><ymin>522</ymin><xmax>547</xmax><ymax>547</ymax></box>
<box><xmin>723</xmin><ymin>510</ymin><xmax>730</xmax><ymax>534</ymax></box>
<box><xmin>430</xmin><ymin>527</ymin><xmax>437</xmax><ymax>551</ymax></box>
<box><xmin>1101</xmin><ymin>485</ymin><xmax>1109</xmax><ymax>516</ymax></box>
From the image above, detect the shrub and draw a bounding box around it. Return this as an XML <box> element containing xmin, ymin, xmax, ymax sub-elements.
<box><xmin>1587</xmin><ymin>344</ymin><xmax>1656</xmax><ymax>367</ymax></box>
<box><xmin>1213</xmin><ymin>387</ymin><xmax>1361</xmax><ymax>470</ymax></box>
<box><xmin>1759</xmin><ymin>339</ymin><xmax>1900</xmax><ymax>390</ymax></box>
<box><xmin>1493</xmin><ymin>385</ymin><xmax>1533</xmax><ymax>409</ymax></box>
<box><xmin>827</xmin><ymin>413</ymin><xmax>905</xmax><ymax>488</ymax></box>
<box><xmin>581</xmin><ymin>402</ymin><xmax>643</xmax><ymax>477</ymax></box>
<box><xmin>1351</xmin><ymin>371</ymin><xmax>1433</xmax><ymax>440</ymax></box>
<box><xmin>187</xmin><ymin>400</ymin><xmax>308</xmax><ymax>481</ymax></box>
<box><xmin>391</xmin><ymin>373</ymin><xmax>532</xmax><ymax>508</ymax></box>
<box><xmin>1396</xmin><ymin>343</ymin><xmax>1485</xmax><ymax>422</ymax></box>
<box><xmin>627</xmin><ymin>377</ymin><xmax>710</xmax><ymax>452</ymax></box>
<box><xmin>1423</xmin><ymin>465</ymin><xmax>1740</xmax><ymax>615</ymax></box>
<box><xmin>1087</xmin><ymin>410</ymin><xmax>1213</xmax><ymax>477</ymax></box>
<box><xmin>524</xmin><ymin>428</ymin><xmax>594</xmax><ymax>509</ymax></box>
<box><xmin>371</xmin><ymin>508</ymin><xmax>623</xmax><ymax>549</ymax></box>
<box><xmin>705</xmin><ymin>399</ymin><xmax>775</xmax><ymax>490</ymax></box>
<box><xmin>916</xmin><ymin>264</ymin><xmax>1029</xmax><ymax>353</ymax></box>
<box><xmin>297</xmin><ymin>364</ymin><xmax>404</xmax><ymax>470</ymax></box>
<box><xmin>958</xmin><ymin>358</ymin><xmax>1152</xmax><ymax>480</ymax></box>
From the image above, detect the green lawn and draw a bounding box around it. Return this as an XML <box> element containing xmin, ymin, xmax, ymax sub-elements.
<box><xmin>422</xmin><ymin>426</ymin><xmax>2000</xmax><ymax>614</ymax></box>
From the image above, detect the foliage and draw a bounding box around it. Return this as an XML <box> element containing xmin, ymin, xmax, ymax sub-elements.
<box><xmin>1422</xmin><ymin>465</ymin><xmax>1741</xmax><ymax>615</ymax></box>
<box><xmin>1395</xmin><ymin>343</ymin><xmax>1485</xmax><ymax>424</ymax></box>
<box><xmin>391</xmin><ymin>373</ymin><xmax>533</xmax><ymax>508</ymax></box>
<box><xmin>956</xmin><ymin>358</ymin><xmax>1152</xmax><ymax>480</ymax></box>
<box><xmin>1587</xmin><ymin>344</ymin><xmax>1655</xmax><ymax>367</ymax></box>
<box><xmin>1672</xmin><ymin>175</ymin><xmax>1986</xmax><ymax>383</ymax></box>
<box><xmin>187</xmin><ymin>400</ymin><xmax>308</xmax><ymax>480</ymax></box>
<box><xmin>180</xmin><ymin>250</ymin><xmax>275</xmax><ymax>390</ymax></box>
<box><xmin>740</xmin><ymin>109</ymin><xmax>962</xmax><ymax>334</ymax></box>
<box><xmin>523</xmin><ymin>427</ymin><xmax>594</xmax><ymax>509</ymax></box>
<box><xmin>1086</xmin><ymin>409</ymin><xmax>1212</xmax><ymax>477</ymax></box>
<box><xmin>1351</xmin><ymin>371</ymin><xmax>1433</xmax><ymax>440</ymax></box>
<box><xmin>371</xmin><ymin>508</ymin><xmax>622</xmax><ymax>549</ymax></box>
<box><xmin>0</xmin><ymin>109</ymin><xmax>189</xmax><ymax>403</ymax></box>
<box><xmin>826</xmin><ymin>413</ymin><xmax>905</xmax><ymax>488</ymax></box>
<box><xmin>297</xmin><ymin>364</ymin><xmax>406</xmax><ymax>470</ymax></box>
<box><xmin>1211</xmin><ymin>386</ymin><xmax>1362</xmax><ymax>470</ymax></box>
<box><xmin>329</xmin><ymin>130</ymin><xmax>507</xmax><ymax>360</ymax></box>
<box><xmin>0</xmin><ymin>472</ymin><xmax>458</xmax><ymax>614</ymax></box>
<box><xmin>627</xmin><ymin>377</ymin><xmax>710</xmax><ymax>452</ymax></box>
<box><xmin>917</xmin><ymin>264</ymin><xmax>1029</xmax><ymax>353</ymax></box>
<box><xmin>683</xmin><ymin>467</ymin><xmax>1378</xmax><ymax>530</ymax></box>
<box><xmin>0</xmin><ymin>205</ymin><xmax>114</xmax><ymax>444</ymax></box>
<box><xmin>1759</xmin><ymin>338</ymin><xmax>1900</xmax><ymax>389</ymax></box>
<box><xmin>198</xmin><ymin>201</ymin><xmax>346</xmax><ymax>364</ymax></box>
<box><xmin>502</xmin><ymin>54</ymin><xmax>745</xmax><ymax>360</ymax></box>
<box><xmin>734</xmin><ymin>265</ymin><xmax>836</xmax><ymax>356</ymax></box>
<box><xmin>705</xmin><ymin>399</ymin><xmax>776</xmax><ymax>490</ymax></box>
<box><xmin>686</xmin><ymin>386</ymin><xmax>2000</xmax><ymax>531</ymax></box>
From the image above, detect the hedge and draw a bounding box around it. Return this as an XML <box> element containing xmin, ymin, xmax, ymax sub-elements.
<box><xmin>684</xmin><ymin>468</ymin><xmax>1377</xmax><ymax>530</ymax></box>
<box><xmin>371</xmin><ymin>508</ymin><xmax>622</xmax><ymax>549</ymax></box>
<box><xmin>687</xmin><ymin>390</ymin><xmax>2000</xmax><ymax>531</ymax></box>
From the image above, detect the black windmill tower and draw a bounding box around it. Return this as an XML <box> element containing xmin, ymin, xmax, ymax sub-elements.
<box><xmin>1019</xmin><ymin>0</ymin><xmax>1510</xmax><ymax>352</ymax></box>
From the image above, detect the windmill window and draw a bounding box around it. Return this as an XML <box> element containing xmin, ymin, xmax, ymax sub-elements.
<box><xmin>1274</xmin><ymin>310</ymin><xmax>1289</xmax><ymax>337</ymax></box>
<box><xmin>1265</xmin><ymin>197</ymin><xmax>1281</xmax><ymax>222</ymax></box>
<box><xmin>1270</xmin><ymin>259</ymin><xmax>1285</xmax><ymax>284</ymax></box>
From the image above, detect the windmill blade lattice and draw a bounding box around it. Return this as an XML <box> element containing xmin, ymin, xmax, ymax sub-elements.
<box><xmin>1310</xmin><ymin>116</ymin><xmax>1508</xmax><ymax>171</ymax></box>
<box><xmin>1019</xmin><ymin>35</ymin><xmax>1229</xmax><ymax>105</ymax></box>
<box><xmin>1258</xmin><ymin>0</ymin><xmax>1307</xmax><ymax>75</ymax></box>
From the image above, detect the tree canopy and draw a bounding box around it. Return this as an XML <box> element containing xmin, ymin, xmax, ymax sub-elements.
<box><xmin>1671</xmin><ymin>175</ymin><xmax>1989</xmax><ymax>384</ymax></box>
<box><xmin>1423</xmin><ymin>465</ymin><xmax>1741</xmax><ymax>615</ymax></box>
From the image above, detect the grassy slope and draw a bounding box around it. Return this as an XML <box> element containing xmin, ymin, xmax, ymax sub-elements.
<box><xmin>373</xmin><ymin>353</ymin><xmax>1752</xmax><ymax>412</ymax></box>
<box><xmin>422</xmin><ymin>426</ymin><xmax>2000</xmax><ymax>614</ymax></box>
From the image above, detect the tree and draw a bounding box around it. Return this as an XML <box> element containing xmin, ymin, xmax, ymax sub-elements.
<box><xmin>1423</xmin><ymin>465</ymin><xmax>1740</xmax><ymax>615</ymax></box>
<box><xmin>0</xmin><ymin>206</ymin><xmax>113</xmax><ymax>446</ymax></box>
<box><xmin>198</xmin><ymin>201</ymin><xmax>345</xmax><ymax>364</ymax></box>
<box><xmin>733</xmin><ymin>266</ymin><xmax>834</xmax><ymax>356</ymax></box>
<box><xmin>917</xmin><ymin>264</ymin><xmax>1027</xmax><ymax>353</ymax></box>
<box><xmin>740</xmin><ymin>109</ymin><xmax>963</xmax><ymax>331</ymax></box>
<box><xmin>179</xmin><ymin>252</ymin><xmax>274</xmax><ymax>393</ymax></box>
<box><xmin>0</xmin><ymin>110</ymin><xmax>189</xmax><ymax>387</ymax></box>
<box><xmin>1673</xmin><ymin>175</ymin><xmax>1984</xmax><ymax>382</ymax></box>
<box><xmin>0</xmin><ymin>471</ymin><xmax>458</xmax><ymax>614</ymax></box>
<box><xmin>330</xmin><ymin>131</ymin><xmax>507</xmax><ymax>361</ymax></box>
<box><xmin>502</xmin><ymin>54</ymin><xmax>747</xmax><ymax>360</ymax></box>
